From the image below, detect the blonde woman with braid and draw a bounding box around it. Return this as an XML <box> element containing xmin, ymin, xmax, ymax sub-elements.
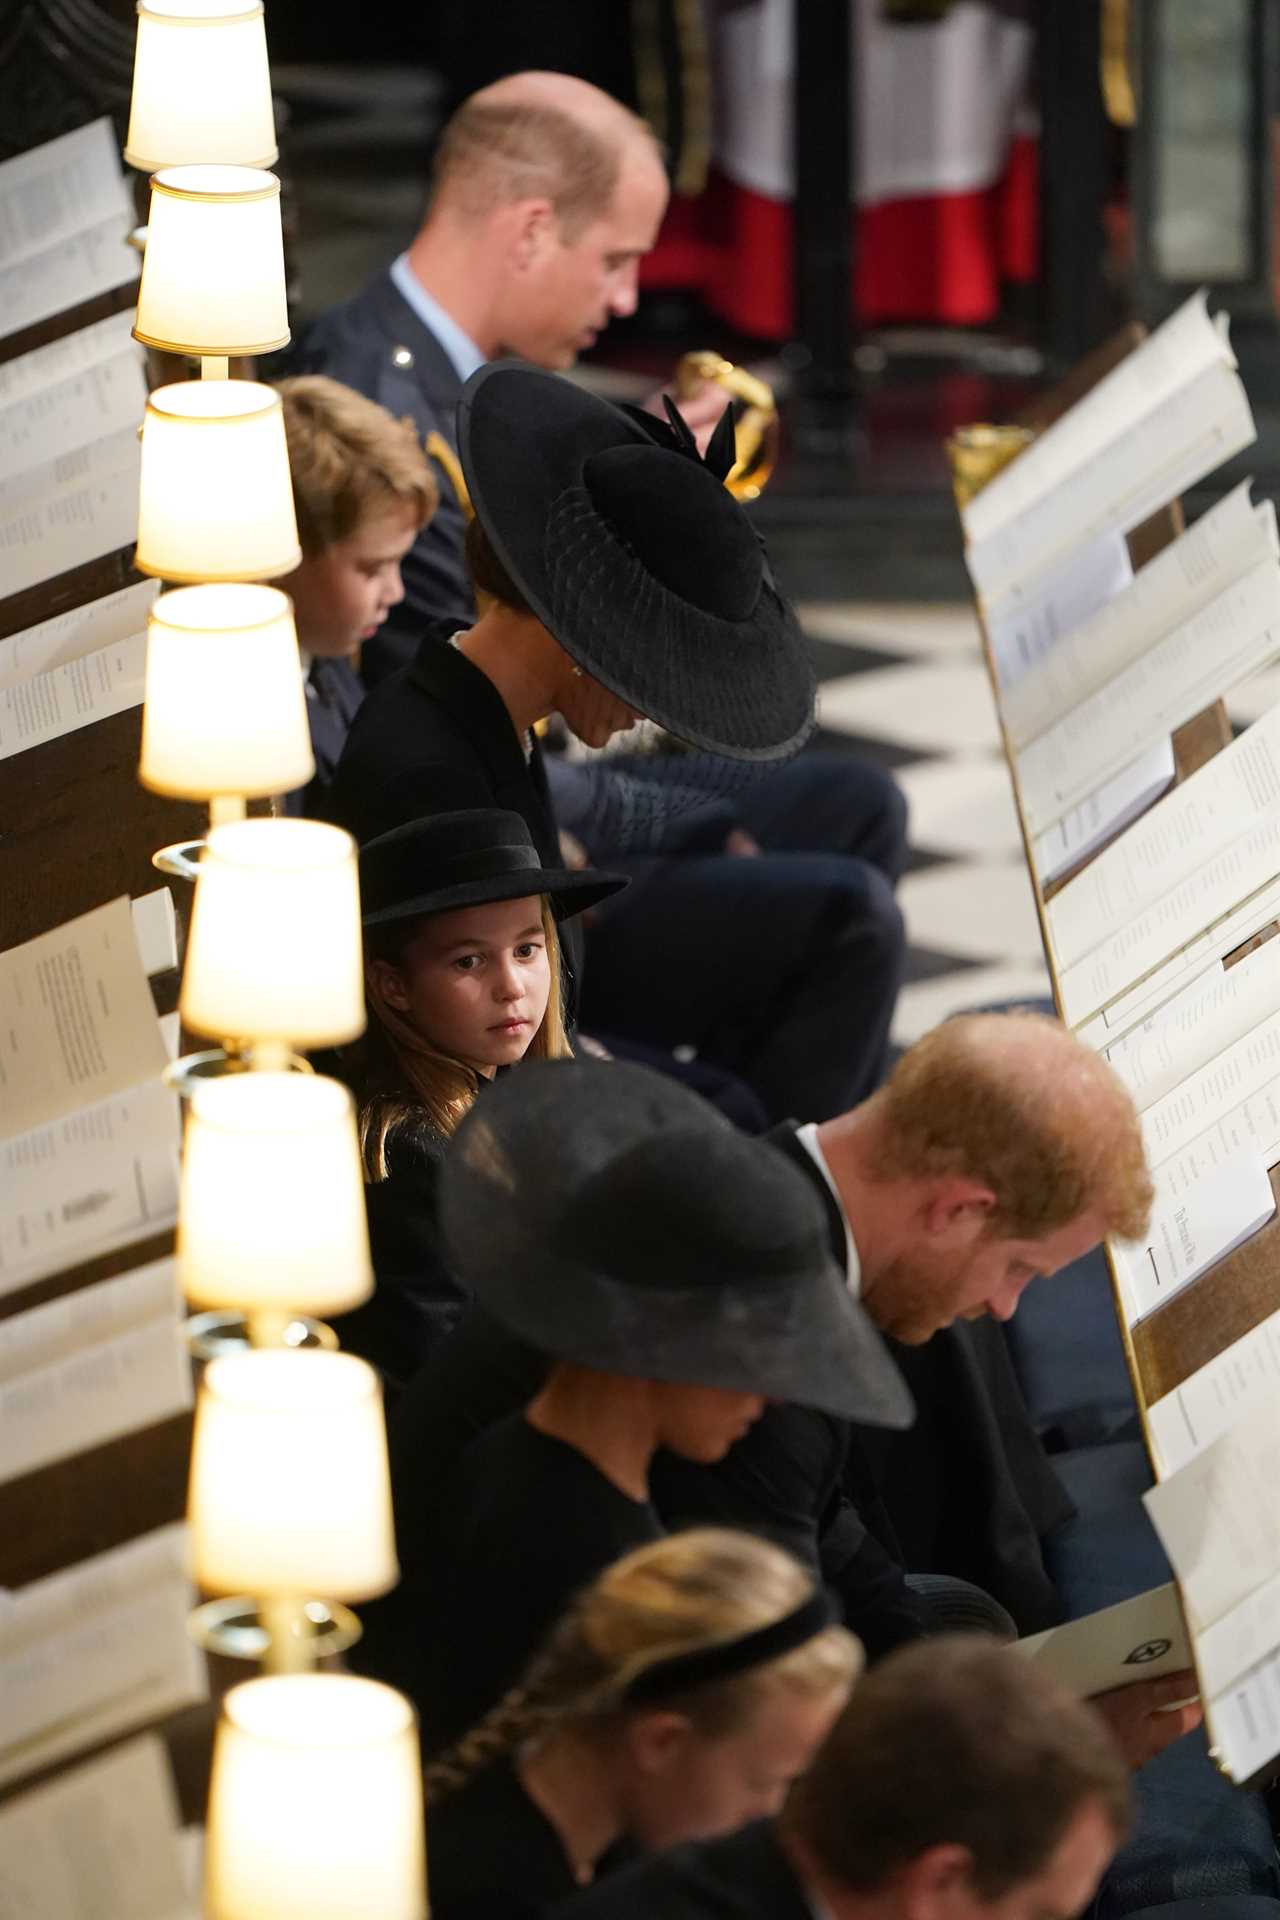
<box><xmin>328</xmin><ymin>808</ymin><xmax>626</xmax><ymax>1387</ymax></box>
<box><xmin>424</xmin><ymin>1528</ymin><xmax>862</xmax><ymax>1920</ymax></box>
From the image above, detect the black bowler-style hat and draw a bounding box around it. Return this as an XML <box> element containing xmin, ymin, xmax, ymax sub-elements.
<box><xmin>440</xmin><ymin>1057</ymin><xmax>914</xmax><ymax>1429</ymax></box>
<box><xmin>359</xmin><ymin>809</ymin><xmax>629</xmax><ymax>928</ymax></box>
<box><xmin>457</xmin><ymin>361</ymin><xmax>816</xmax><ymax>763</ymax></box>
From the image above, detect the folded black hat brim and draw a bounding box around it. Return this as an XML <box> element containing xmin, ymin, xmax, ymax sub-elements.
<box><xmin>361</xmin><ymin>863</ymin><xmax>628</xmax><ymax>928</ymax></box>
<box><xmin>459</xmin><ymin>362</ymin><xmax>816</xmax><ymax>763</ymax></box>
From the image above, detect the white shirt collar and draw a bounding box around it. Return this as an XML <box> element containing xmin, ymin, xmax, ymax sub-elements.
<box><xmin>389</xmin><ymin>253</ymin><xmax>487</xmax><ymax>384</ymax></box>
<box><xmin>794</xmin><ymin>1123</ymin><xmax>860</xmax><ymax>1295</ymax></box>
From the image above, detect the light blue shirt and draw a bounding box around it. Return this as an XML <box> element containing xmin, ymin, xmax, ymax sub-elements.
<box><xmin>389</xmin><ymin>253</ymin><xmax>487</xmax><ymax>384</ymax></box>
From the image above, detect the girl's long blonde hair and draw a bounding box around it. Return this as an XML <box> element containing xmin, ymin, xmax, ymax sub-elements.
<box><xmin>357</xmin><ymin>894</ymin><xmax>572</xmax><ymax>1179</ymax></box>
<box><xmin>423</xmin><ymin>1528</ymin><xmax>862</xmax><ymax>1801</ymax></box>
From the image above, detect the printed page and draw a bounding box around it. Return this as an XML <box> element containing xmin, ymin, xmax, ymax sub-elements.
<box><xmin>1</xmin><ymin>216</ymin><xmax>140</xmax><ymax>347</ymax></box>
<box><xmin>1002</xmin><ymin>483</ymin><xmax>1271</xmax><ymax>749</ymax></box>
<box><xmin>1208</xmin><ymin>1652</ymin><xmax>1280</xmax><ymax>1784</ymax></box>
<box><xmin>967</xmin><ymin>360</ymin><xmax>1256</xmax><ymax>609</ymax></box>
<box><xmin>0</xmin><ymin>308</ymin><xmax>138</xmax><ymax>410</ymax></box>
<box><xmin>1148</xmin><ymin>1306</ymin><xmax>1280</xmax><ymax>1478</ymax></box>
<box><xmin>0</xmin><ymin>1078</ymin><xmax>180</xmax><ymax>1300</ymax></box>
<box><xmin>1048</xmin><ymin>705</ymin><xmax>1280</xmax><ymax>973</ymax></box>
<box><xmin>1112</xmin><ymin>1144</ymin><xmax>1275</xmax><ymax>1326</ymax></box>
<box><xmin>1074</xmin><ymin>874</ymin><xmax>1280</xmax><ymax>1044</ymax></box>
<box><xmin>0</xmin><ymin>438</ymin><xmax>140</xmax><ymax>600</ymax></box>
<box><xmin>1143</xmin><ymin>1401</ymin><xmax>1280</xmax><ymax>1630</ymax></box>
<box><xmin>0</xmin><ymin>1297</ymin><xmax>191</xmax><ymax>1486</ymax></box>
<box><xmin>0</xmin><ymin>579</ymin><xmax>155</xmax><ymax>692</ymax></box>
<box><xmin>0</xmin><ymin>1736</ymin><xmax>188</xmax><ymax>1920</ymax></box>
<box><xmin>964</xmin><ymin>291</ymin><xmax>1233</xmax><ymax>543</ymax></box>
<box><xmin>0</xmin><ymin>1525</ymin><xmax>204</xmax><ymax>1792</ymax></box>
<box><xmin>0</xmin><ymin>1257</ymin><xmax>178</xmax><ymax>1381</ymax></box>
<box><xmin>1018</xmin><ymin>558</ymin><xmax>1280</xmax><ymax>835</ymax></box>
<box><xmin>0</xmin><ymin>422</ymin><xmax>140</xmax><ymax>514</ymax></box>
<box><xmin>1105</xmin><ymin>940</ymin><xmax>1280</xmax><ymax>1111</ymax></box>
<box><xmin>0</xmin><ymin>631</ymin><xmax>146</xmax><ymax>761</ymax></box>
<box><xmin>0</xmin><ymin>346</ymin><xmax>146</xmax><ymax>488</ymax></box>
<box><xmin>1015</xmin><ymin>1584</ymin><xmax>1190</xmax><ymax>1696</ymax></box>
<box><xmin>1140</xmin><ymin>1002</ymin><xmax>1280</xmax><ymax>1165</ymax></box>
<box><xmin>0</xmin><ymin>120</ymin><xmax>132</xmax><ymax>275</ymax></box>
<box><xmin>987</xmin><ymin>530</ymin><xmax>1132</xmax><ymax>693</ymax></box>
<box><xmin>1032</xmin><ymin>739</ymin><xmax>1175</xmax><ymax>889</ymax></box>
<box><xmin>0</xmin><ymin>898</ymin><xmax>170</xmax><ymax>1135</ymax></box>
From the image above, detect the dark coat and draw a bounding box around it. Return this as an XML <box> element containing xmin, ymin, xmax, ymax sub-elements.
<box><xmin>325</xmin><ymin>627</ymin><xmax>583</xmax><ymax>1014</ymax></box>
<box><xmin>285</xmin><ymin>268</ymin><xmax>474</xmax><ymax>671</ymax></box>
<box><xmin>284</xmin><ymin>655</ymin><xmax>367</xmax><ymax>819</ymax></box>
<box><xmin>566</xmin><ymin>1822</ymin><xmax>812</xmax><ymax>1920</ymax></box>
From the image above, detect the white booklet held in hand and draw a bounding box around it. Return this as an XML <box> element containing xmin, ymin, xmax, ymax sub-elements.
<box><xmin>1014</xmin><ymin>1585</ymin><xmax>1191</xmax><ymax>1698</ymax></box>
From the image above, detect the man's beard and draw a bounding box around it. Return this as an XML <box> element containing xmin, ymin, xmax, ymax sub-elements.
<box><xmin>862</xmin><ymin>1243</ymin><xmax>976</xmax><ymax>1345</ymax></box>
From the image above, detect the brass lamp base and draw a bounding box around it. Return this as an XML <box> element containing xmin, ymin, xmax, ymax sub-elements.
<box><xmin>189</xmin><ymin>1595</ymin><xmax>361</xmax><ymax>1668</ymax></box>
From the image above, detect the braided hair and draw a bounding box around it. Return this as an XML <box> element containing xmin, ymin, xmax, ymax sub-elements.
<box><xmin>424</xmin><ymin>1527</ymin><xmax>861</xmax><ymax>1802</ymax></box>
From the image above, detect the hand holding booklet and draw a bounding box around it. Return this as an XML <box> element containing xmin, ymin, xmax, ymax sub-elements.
<box><xmin>1014</xmin><ymin>1585</ymin><xmax>1191</xmax><ymax>1698</ymax></box>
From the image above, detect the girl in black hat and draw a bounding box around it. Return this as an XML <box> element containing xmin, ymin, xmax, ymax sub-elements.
<box><xmin>330</xmin><ymin>808</ymin><xmax>626</xmax><ymax>1386</ymax></box>
<box><xmin>424</xmin><ymin>1528</ymin><xmax>861</xmax><ymax>1920</ymax></box>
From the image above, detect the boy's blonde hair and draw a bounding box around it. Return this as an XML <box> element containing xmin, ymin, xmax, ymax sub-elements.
<box><xmin>274</xmin><ymin>374</ymin><xmax>437</xmax><ymax>555</ymax></box>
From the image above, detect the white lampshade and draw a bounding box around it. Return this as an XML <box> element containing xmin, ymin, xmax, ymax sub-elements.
<box><xmin>134</xmin><ymin>165</ymin><xmax>288</xmax><ymax>357</ymax></box>
<box><xmin>179</xmin><ymin>1073</ymin><xmax>372</xmax><ymax>1317</ymax></box>
<box><xmin>189</xmin><ymin>1349</ymin><xmax>397</xmax><ymax>1599</ymax></box>
<box><xmin>135</xmin><ymin>381</ymin><xmax>301</xmax><ymax>584</ymax></box>
<box><xmin>140</xmin><ymin>584</ymin><xmax>313</xmax><ymax>800</ymax></box>
<box><xmin>180</xmin><ymin>817</ymin><xmax>364</xmax><ymax>1048</ymax></box>
<box><xmin>125</xmin><ymin>3</ymin><xmax>278</xmax><ymax>173</ymax></box>
<box><xmin>206</xmin><ymin>1675</ymin><xmax>425</xmax><ymax>1920</ymax></box>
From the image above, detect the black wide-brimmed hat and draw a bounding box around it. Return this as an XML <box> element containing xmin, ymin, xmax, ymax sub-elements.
<box><xmin>440</xmin><ymin>1058</ymin><xmax>913</xmax><ymax>1428</ymax></box>
<box><xmin>457</xmin><ymin>362</ymin><xmax>815</xmax><ymax>763</ymax></box>
<box><xmin>359</xmin><ymin>810</ymin><xmax>628</xmax><ymax>928</ymax></box>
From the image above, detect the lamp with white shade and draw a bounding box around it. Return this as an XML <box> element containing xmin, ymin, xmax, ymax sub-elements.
<box><xmin>135</xmin><ymin>381</ymin><xmax>301</xmax><ymax>583</ymax></box>
<box><xmin>205</xmin><ymin>1674</ymin><xmax>425</xmax><ymax>1920</ymax></box>
<box><xmin>125</xmin><ymin>2</ymin><xmax>278</xmax><ymax>175</ymax></box>
<box><xmin>188</xmin><ymin>1349</ymin><xmax>398</xmax><ymax>1666</ymax></box>
<box><xmin>140</xmin><ymin>583</ymin><xmax>313</xmax><ymax>846</ymax></box>
<box><xmin>180</xmin><ymin>817</ymin><xmax>364</xmax><ymax>1066</ymax></box>
<box><xmin>134</xmin><ymin>165</ymin><xmax>288</xmax><ymax>365</ymax></box>
<box><xmin>178</xmin><ymin>1072</ymin><xmax>372</xmax><ymax>1342</ymax></box>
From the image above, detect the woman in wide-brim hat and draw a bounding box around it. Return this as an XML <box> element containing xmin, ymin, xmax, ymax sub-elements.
<box><xmin>359</xmin><ymin>1056</ymin><xmax>911</xmax><ymax>1753</ymax></box>
<box><xmin>329</xmin><ymin>807</ymin><xmax>627</xmax><ymax>1389</ymax></box>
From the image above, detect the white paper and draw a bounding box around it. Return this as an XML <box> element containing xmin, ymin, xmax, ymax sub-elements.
<box><xmin>0</xmin><ymin>898</ymin><xmax>170</xmax><ymax>1135</ymax></box>
<box><xmin>987</xmin><ymin>530</ymin><xmax>1133</xmax><ymax>693</ymax></box>
<box><xmin>0</xmin><ymin>1736</ymin><xmax>188</xmax><ymax>1920</ymax></box>
<box><xmin>1140</xmin><ymin>1001</ymin><xmax>1280</xmax><ymax>1166</ymax></box>
<box><xmin>1112</xmin><ymin>1144</ymin><xmax>1275</xmax><ymax>1325</ymax></box>
<box><xmin>1144</xmin><ymin>1401</ymin><xmax>1280</xmax><ymax>1630</ymax></box>
<box><xmin>1002</xmin><ymin>483</ymin><xmax>1272</xmax><ymax>749</ymax></box>
<box><xmin>1032</xmin><ymin>738</ymin><xmax>1175</xmax><ymax>888</ymax></box>
<box><xmin>0</xmin><ymin>579</ymin><xmax>156</xmax><ymax>692</ymax></box>
<box><xmin>1015</xmin><ymin>1584</ymin><xmax>1190</xmax><ymax>1696</ymax></box>
<box><xmin>0</xmin><ymin>422</ymin><xmax>140</xmax><ymax>514</ymax></box>
<box><xmin>1105</xmin><ymin>940</ymin><xmax>1280</xmax><ymax>1112</ymax></box>
<box><xmin>158</xmin><ymin>1010</ymin><xmax>180</xmax><ymax>1061</ymax></box>
<box><xmin>0</xmin><ymin>1078</ymin><xmax>180</xmax><ymax>1299</ymax></box>
<box><xmin>0</xmin><ymin>347</ymin><xmax>146</xmax><ymax>489</ymax></box>
<box><xmin>0</xmin><ymin>1292</ymin><xmax>191</xmax><ymax>1487</ymax></box>
<box><xmin>0</xmin><ymin>308</ymin><xmax>138</xmax><ymax>411</ymax></box>
<box><xmin>1048</xmin><ymin>704</ymin><xmax>1280</xmax><ymax>974</ymax></box>
<box><xmin>0</xmin><ymin>120</ymin><xmax>131</xmax><ymax>276</ymax></box>
<box><xmin>968</xmin><ymin>360</ymin><xmax>1256</xmax><ymax>609</ymax></box>
<box><xmin>0</xmin><ymin>1525</ymin><xmax>205</xmax><ymax>1791</ymax></box>
<box><xmin>0</xmin><ymin>1256</ymin><xmax>178</xmax><ymax>1382</ymax></box>
<box><xmin>1</xmin><ymin>216</ymin><xmax>140</xmax><ymax>347</ymax></box>
<box><xmin>1019</xmin><ymin>560</ymin><xmax>1280</xmax><ymax>836</ymax></box>
<box><xmin>1208</xmin><ymin>1651</ymin><xmax>1280</xmax><ymax>1784</ymax></box>
<box><xmin>0</xmin><ymin>631</ymin><xmax>145</xmax><ymax>761</ymax></box>
<box><xmin>964</xmin><ymin>291</ymin><xmax>1234</xmax><ymax>545</ymax></box>
<box><xmin>131</xmin><ymin>888</ymin><xmax>178</xmax><ymax>978</ymax></box>
<box><xmin>0</xmin><ymin>435</ymin><xmax>141</xmax><ymax>598</ymax></box>
<box><xmin>1060</xmin><ymin>822</ymin><xmax>1280</xmax><ymax>1029</ymax></box>
<box><xmin>1148</xmin><ymin>1306</ymin><xmax>1280</xmax><ymax>1478</ymax></box>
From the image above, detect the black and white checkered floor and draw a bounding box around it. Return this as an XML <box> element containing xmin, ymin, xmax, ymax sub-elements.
<box><xmin>798</xmin><ymin>595</ymin><xmax>1280</xmax><ymax>1048</ymax></box>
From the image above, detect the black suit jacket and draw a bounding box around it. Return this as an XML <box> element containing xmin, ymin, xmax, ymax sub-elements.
<box><xmin>284</xmin><ymin>655</ymin><xmax>366</xmax><ymax>819</ymax></box>
<box><xmin>567</xmin><ymin>1823</ymin><xmax>812</xmax><ymax>1920</ymax></box>
<box><xmin>286</xmin><ymin>269</ymin><xmax>473</xmax><ymax>677</ymax></box>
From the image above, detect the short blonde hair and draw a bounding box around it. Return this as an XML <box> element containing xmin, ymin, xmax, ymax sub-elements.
<box><xmin>866</xmin><ymin>1011</ymin><xmax>1152</xmax><ymax>1243</ymax></box>
<box><xmin>275</xmin><ymin>375</ymin><xmax>436</xmax><ymax>556</ymax></box>
<box><xmin>425</xmin><ymin>1528</ymin><xmax>861</xmax><ymax>1800</ymax></box>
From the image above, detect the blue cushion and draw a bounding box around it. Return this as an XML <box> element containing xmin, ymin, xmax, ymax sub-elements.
<box><xmin>1005</xmin><ymin>1247</ymin><xmax>1137</xmax><ymax>1450</ymax></box>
